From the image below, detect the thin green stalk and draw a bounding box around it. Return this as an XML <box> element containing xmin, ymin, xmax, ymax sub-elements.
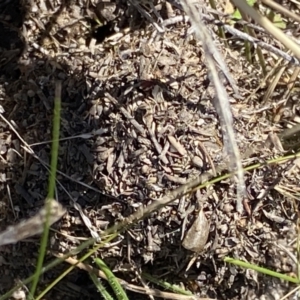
<box><xmin>224</xmin><ymin>257</ymin><xmax>299</xmax><ymax>284</ymax></box>
<box><xmin>240</xmin><ymin>10</ymin><xmax>266</xmax><ymax>74</ymax></box>
<box><xmin>297</xmin><ymin>219</ymin><xmax>300</xmax><ymax>280</ymax></box>
<box><xmin>30</xmin><ymin>81</ymin><xmax>62</xmax><ymax>298</ymax></box>
<box><xmin>208</xmin><ymin>0</ymin><xmax>227</xmax><ymax>45</ymax></box>
<box><xmin>47</xmin><ymin>82</ymin><xmax>61</xmax><ymax>199</ymax></box>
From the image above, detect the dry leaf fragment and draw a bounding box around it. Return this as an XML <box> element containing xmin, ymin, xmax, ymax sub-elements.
<box><xmin>167</xmin><ymin>135</ymin><xmax>187</xmax><ymax>156</ymax></box>
<box><xmin>182</xmin><ymin>208</ymin><xmax>210</xmax><ymax>252</ymax></box>
<box><xmin>0</xmin><ymin>199</ymin><xmax>66</xmax><ymax>246</ymax></box>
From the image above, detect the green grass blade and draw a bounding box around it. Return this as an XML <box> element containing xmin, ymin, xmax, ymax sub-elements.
<box><xmin>47</xmin><ymin>81</ymin><xmax>62</xmax><ymax>200</ymax></box>
<box><xmin>29</xmin><ymin>81</ymin><xmax>62</xmax><ymax>298</ymax></box>
<box><xmin>89</xmin><ymin>273</ymin><xmax>114</xmax><ymax>300</ymax></box>
<box><xmin>142</xmin><ymin>272</ymin><xmax>193</xmax><ymax>295</ymax></box>
<box><xmin>297</xmin><ymin>220</ymin><xmax>300</xmax><ymax>280</ymax></box>
<box><xmin>224</xmin><ymin>257</ymin><xmax>299</xmax><ymax>284</ymax></box>
<box><xmin>94</xmin><ymin>258</ymin><xmax>129</xmax><ymax>300</ymax></box>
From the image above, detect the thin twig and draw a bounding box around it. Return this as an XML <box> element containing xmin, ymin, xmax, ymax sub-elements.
<box><xmin>163</xmin><ymin>15</ymin><xmax>300</xmax><ymax>66</ymax></box>
<box><xmin>231</xmin><ymin>0</ymin><xmax>300</xmax><ymax>59</ymax></box>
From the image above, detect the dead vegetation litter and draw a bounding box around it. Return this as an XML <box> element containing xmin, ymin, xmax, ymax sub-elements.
<box><xmin>1</xmin><ymin>0</ymin><xmax>300</xmax><ymax>299</ymax></box>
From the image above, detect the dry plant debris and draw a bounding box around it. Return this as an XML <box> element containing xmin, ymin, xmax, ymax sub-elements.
<box><xmin>0</xmin><ymin>199</ymin><xmax>65</xmax><ymax>246</ymax></box>
<box><xmin>0</xmin><ymin>0</ymin><xmax>300</xmax><ymax>299</ymax></box>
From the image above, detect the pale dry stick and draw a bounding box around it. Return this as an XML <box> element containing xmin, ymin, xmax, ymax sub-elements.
<box><xmin>273</xmin><ymin>66</ymin><xmax>300</xmax><ymax>123</ymax></box>
<box><xmin>201</xmin><ymin>18</ymin><xmax>300</xmax><ymax>66</ymax></box>
<box><xmin>207</xmin><ymin>42</ymin><xmax>240</xmax><ymax>97</ymax></box>
<box><xmin>73</xmin><ymin>201</ymin><xmax>100</xmax><ymax>240</ymax></box>
<box><xmin>138</xmin><ymin>101</ymin><xmax>169</xmax><ymax>164</ymax></box>
<box><xmin>210</xmin><ymin>13</ymin><xmax>265</xmax><ymax>33</ymax></box>
<box><xmin>231</xmin><ymin>0</ymin><xmax>300</xmax><ymax>59</ymax></box>
<box><xmin>163</xmin><ymin>15</ymin><xmax>300</xmax><ymax>66</ymax></box>
<box><xmin>197</xmin><ymin>140</ymin><xmax>216</xmax><ymax>176</ymax></box>
<box><xmin>131</xmin><ymin>262</ymin><xmax>155</xmax><ymax>300</ymax></box>
<box><xmin>178</xmin><ymin>0</ymin><xmax>245</xmax><ymax>213</ymax></box>
<box><xmin>245</xmin><ymin>58</ymin><xmax>285</xmax><ymax>105</ymax></box>
<box><xmin>273</xmin><ymin>242</ymin><xmax>298</xmax><ymax>265</ymax></box>
<box><xmin>164</xmin><ymin>5</ymin><xmax>239</xmax><ymax>96</ymax></box>
<box><xmin>280</xmin><ymin>286</ymin><xmax>300</xmax><ymax>300</ymax></box>
<box><xmin>286</xmin><ymin>67</ymin><xmax>300</xmax><ymax>93</ymax></box>
<box><xmin>207</xmin><ymin>0</ymin><xmax>227</xmax><ymax>44</ymax></box>
<box><xmin>163</xmin><ymin>14</ymin><xmax>300</xmax><ymax>112</ymax></box>
<box><xmin>261</xmin><ymin>0</ymin><xmax>300</xmax><ymax>24</ymax></box>
<box><xmin>52</xmin><ymin>228</ymin><xmax>123</xmax><ymax>245</ymax></box>
<box><xmin>0</xmin><ymin>199</ymin><xmax>65</xmax><ymax>246</ymax></box>
<box><xmin>6</xmin><ymin>184</ymin><xmax>16</xmax><ymax>219</ymax></box>
<box><xmin>211</xmin><ymin>22</ymin><xmax>299</xmax><ymax>66</ymax></box>
<box><xmin>147</xmin><ymin>123</ymin><xmax>169</xmax><ymax>164</ymax></box>
<box><xmin>0</xmin><ymin>153</ymin><xmax>7</xmax><ymax>163</ymax></box>
<box><xmin>51</xmin><ymin>228</ymin><xmax>88</xmax><ymax>241</ymax></box>
<box><xmin>274</xmin><ymin>185</ymin><xmax>300</xmax><ymax>201</ymax></box>
<box><xmin>42</xmin><ymin>165</ymin><xmax>100</xmax><ymax>240</ymax></box>
<box><xmin>57</xmin><ymin>255</ymin><xmax>213</xmax><ymax>300</ymax></box>
<box><xmin>188</xmin><ymin>11</ymin><xmax>240</xmax><ymax>97</ymax></box>
<box><xmin>164</xmin><ymin>173</ymin><xmax>187</xmax><ymax>185</ymax></box>
<box><xmin>166</xmin><ymin>4</ymin><xmax>270</xmax><ymax>34</ymax></box>
<box><xmin>261</xmin><ymin>63</ymin><xmax>286</xmax><ymax>105</ymax></box>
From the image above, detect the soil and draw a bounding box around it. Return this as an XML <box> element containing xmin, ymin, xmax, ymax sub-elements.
<box><xmin>0</xmin><ymin>0</ymin><xmax>300</xmax><ymax>299</ymax></box>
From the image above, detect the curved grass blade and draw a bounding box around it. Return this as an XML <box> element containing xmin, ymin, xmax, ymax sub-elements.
<box><xmin>89</xmin><ymin>273</ymin><xmax>114</xmax><ymax>300</ymax></box>
<box><xmin>224</xmin><ymin>257</ymin><xmax>299</xmax><ymax>284</ymax></box>
<box><xmin>142</xmin><ymin>273</ymin><xmax>193</xmax><ymax>296</ymax></box>
<box><xmin>94</xmin><ymin>258</ymin><xmax>129</xmax><ymax>300</ymax></box>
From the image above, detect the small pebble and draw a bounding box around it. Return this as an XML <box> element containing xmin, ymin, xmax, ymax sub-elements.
<box><xmin>192</xmin><ymin>156</ymin><xmax>203</xmax><ymax>168</ymax></box>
